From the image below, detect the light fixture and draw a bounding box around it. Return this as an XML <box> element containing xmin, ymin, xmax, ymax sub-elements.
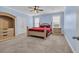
<box><xmin>28</xmin><ymin>6</ymin><xmax>43</xmax><ymax>13</ymax></box>
<box><xmin>34</xmin><ymin>10</ymin><xmax>37</xmax><ymax>13</ymax></box>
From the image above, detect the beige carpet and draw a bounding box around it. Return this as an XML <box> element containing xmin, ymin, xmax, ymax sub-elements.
<box><xmin>0</xmin><ymin>34</ymin><xmax>72</xmax><ymax>53</ymax></box>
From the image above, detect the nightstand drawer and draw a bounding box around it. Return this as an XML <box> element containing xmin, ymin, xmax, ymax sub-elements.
<box><xmin>53</xmin><ymin>28</ymin><xmax>61</xmax><ymax>34</ymax></box>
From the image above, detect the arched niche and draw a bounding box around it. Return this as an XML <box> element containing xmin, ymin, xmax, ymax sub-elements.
<box><xmin>0</xmin><ymin>12</ymin><xmax>16</xmax><ymax>40</ymax></box>
<box><xmin>0</xmin><ymin>12</ymin><xmax>15</xmax><ymax>19</ymax></box>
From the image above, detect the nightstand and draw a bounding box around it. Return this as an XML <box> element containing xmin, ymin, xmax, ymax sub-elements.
<box><xmin>53</xmin><ymin>28</ymin><xmax>61</xmax><ymax>35</ymax></box>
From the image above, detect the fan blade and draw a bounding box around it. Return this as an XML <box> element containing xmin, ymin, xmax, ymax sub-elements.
<box><xmin>38</xmin><ymin>9</ymin><xmax>43</xmax><ymax>11</ymax></box>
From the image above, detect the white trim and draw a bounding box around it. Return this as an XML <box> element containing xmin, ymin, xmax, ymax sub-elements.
<box><xmin>64</xmin><ymin>33</ymin><xmax>76</xmax><ymax>53</ymax></box>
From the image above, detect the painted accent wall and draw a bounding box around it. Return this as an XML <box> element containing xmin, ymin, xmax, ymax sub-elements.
<box><xmin>0</xmin><ymin>6</ymin><xmax>31</xmax><ymax>35</ymax></box>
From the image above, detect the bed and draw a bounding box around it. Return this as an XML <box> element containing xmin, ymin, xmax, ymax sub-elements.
<box><xmin>27</xmin><ymin>23</ymin><xmax>52</xmax><ymax>39</ymax></box>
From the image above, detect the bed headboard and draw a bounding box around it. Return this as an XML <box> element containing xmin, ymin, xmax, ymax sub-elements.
<box><xmin>39</xmin><ymin>22</ymin><xmax>52</xmax><ymax>28</ymax></box>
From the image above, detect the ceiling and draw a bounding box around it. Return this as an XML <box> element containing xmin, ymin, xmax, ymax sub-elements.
<box><xmin>8</xmin><ymin>6</ymin><xmax>64</xmax><ymax>16</ymax></box>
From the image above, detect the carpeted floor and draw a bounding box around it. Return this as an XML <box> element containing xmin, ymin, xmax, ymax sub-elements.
<box><xmin>0</xmin><ymin>34</ymin><xmax>72</xmax><ymax>53</ymax></box>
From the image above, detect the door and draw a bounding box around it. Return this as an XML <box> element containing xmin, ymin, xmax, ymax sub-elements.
<box><xmin>34</xmin><ymin>17</ymin><xmax>40</xmax><ymax>27</ymax></box>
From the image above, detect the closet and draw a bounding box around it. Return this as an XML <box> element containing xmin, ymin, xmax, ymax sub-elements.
<box><xmin>0</xmin><ymin>12</ymin><xmax>15</xmax><ymax>41</ymax></box>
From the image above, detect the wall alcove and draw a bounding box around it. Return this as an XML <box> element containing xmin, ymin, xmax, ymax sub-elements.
<box><xmin>0</xmin><ymin>12</ymin><xmax>16</xmax><ymax>41</ymax></box>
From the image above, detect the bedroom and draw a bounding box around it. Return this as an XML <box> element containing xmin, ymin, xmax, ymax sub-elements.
<box><xmin>0</xmin><ymin>6</ymin><xmax>79</xmax><ymax>53</ymax></box>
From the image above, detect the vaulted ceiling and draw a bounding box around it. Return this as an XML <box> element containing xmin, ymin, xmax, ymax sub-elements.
<box><xmin>8</xmin><ymin>6</ymin><xmax>64</xmax><ymax>16</ymax></box>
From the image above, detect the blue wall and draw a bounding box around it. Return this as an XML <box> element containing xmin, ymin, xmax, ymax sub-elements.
<box><xmin>26</xmin><ymin>16</ymin><xmax>33</xmax><ymax>28</ymax></box>
<box><xmin>64</xmin><ymin>6</ymin><xmax>76</xmax><ymax>52</ymax></box>
<box><xmin>34</xmin><ymin>12</ymin><xmax>64</xmax><ymax>32</ymax></box>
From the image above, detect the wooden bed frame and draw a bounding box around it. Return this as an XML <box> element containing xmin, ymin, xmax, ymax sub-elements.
<box><xmin>27</xmin><ymin>23</ymin><xmax>52</xmax><ymax>40</ymax></box>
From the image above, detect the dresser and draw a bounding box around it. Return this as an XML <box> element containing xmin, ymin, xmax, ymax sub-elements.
<box><xmin>0</xmin><ymin>28</ymin><xmax>14</xmax><ymax>41</ymax></box>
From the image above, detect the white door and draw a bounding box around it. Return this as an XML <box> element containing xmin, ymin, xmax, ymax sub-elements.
<box><xmin>34</xmin><ymin>17</ymin><xmax>40</xmax><ymax>27</ymax></box>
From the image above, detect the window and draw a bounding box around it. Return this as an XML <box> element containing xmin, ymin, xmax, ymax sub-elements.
<box><xmin>34</xmin><ymin>17</ymin><xmax>40</xmax><ymax>27</ymax></box>
<box><xmin>53</xmin><ymin>15</ymin><xmax>61</xmax><ymax>28</ymax></box>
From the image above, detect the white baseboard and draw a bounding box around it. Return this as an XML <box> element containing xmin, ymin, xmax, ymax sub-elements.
<box><xmin>64</xmin><ymin>34</ymin><xmax>76</xmax><ymax>53</ymax></box>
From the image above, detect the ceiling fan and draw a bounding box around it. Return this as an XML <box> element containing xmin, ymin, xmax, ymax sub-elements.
<box><xmin>28</xmin><ymin>6</ymin><xmax>44</xmax><ymax>13</ymax></box>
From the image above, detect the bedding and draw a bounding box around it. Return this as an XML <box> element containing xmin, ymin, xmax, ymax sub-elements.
<box><xmin>29</xmin><ymin>23</ymin><xmax>52</xmax><ymax>33</ymax></box>
<box><xmin>28</xmin><ymin>27</ymin><xmax>52</xmax><ymax>37</ymax></box>
<box><xmin>29</xmin><ymin>27</ymin><xmax>52</xmax><ymax>32</ymax></box>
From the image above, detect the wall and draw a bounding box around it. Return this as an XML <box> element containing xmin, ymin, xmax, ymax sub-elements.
<box><xmin>75</xmin><ymin>7</ymin><xmax>79</xmax><ymax>52</ymax></box>
<box><xmin>64</xmin><ymin>6</ymin><xmax>76</xmax><ymax>52</ymax></box>
<box><xmin>26</xmin><ymin>16</ymin><xmax>33</xmax><ymax>28</ymax></box>
<box><xmin>34</xmin><ymin>12</ymin><xmax>64</xmax><ymax>32</ymax></box>
<box><xmin>0</xmin><ymin>6</ymin><xmax>31</xmax><ymax>35</ymax></box>
<box><xmin>76</xmin><ymin>8</ymin><xmax>79</xmax><ymax>37</ymax></box>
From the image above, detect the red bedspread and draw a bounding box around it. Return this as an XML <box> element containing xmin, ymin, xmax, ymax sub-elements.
<box><xmin>29</xmin><ymin>27</ymin><xmax>52</xmax><ymax>32</ymax></box>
